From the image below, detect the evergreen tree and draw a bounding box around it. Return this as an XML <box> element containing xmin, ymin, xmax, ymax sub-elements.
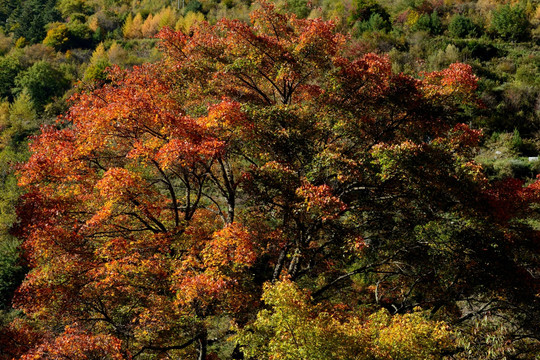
<box><xmin>0</xmin><ymin>0</ymin><xmax>18</xmax><ymax>27</ymax></box>
<box><xmin>7</xmin><ymin>0</ymin><xmax>61</xmax><ymax>44</ymax></box>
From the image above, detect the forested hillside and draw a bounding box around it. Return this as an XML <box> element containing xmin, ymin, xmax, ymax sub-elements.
<box><xmin>0</xmin><ymin>0</ymin><xmax>539</xmax><ymax>359</ymax></box>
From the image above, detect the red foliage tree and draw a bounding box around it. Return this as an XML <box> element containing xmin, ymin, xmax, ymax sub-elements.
<box><xmin>7</xmin><ymin>2</ymin><xmax>539</xmax><ymax>358</ymax></box>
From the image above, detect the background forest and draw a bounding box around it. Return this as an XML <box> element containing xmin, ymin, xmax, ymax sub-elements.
<box><xmin>0</xmin><ymin>0</ymin><xmax>539</xmax><ymax>359</ymax></box>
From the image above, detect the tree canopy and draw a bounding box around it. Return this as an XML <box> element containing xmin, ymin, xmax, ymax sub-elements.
<box><xmin>3</xmin><ymin>2</ymin><xmax>540</xmax><ymax>359</ymax></box>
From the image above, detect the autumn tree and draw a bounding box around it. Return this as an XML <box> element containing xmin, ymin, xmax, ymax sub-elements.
<box><xmin>9</xmin><ymin>2</ymin><xmax>540</xmax><ymax>359</ymax></box>
<box><xmin>236</xmin><ymin>279</ymin><xmax>454</xmax><ymax>360</ymax></box>
<box><xmin>123</xmin><ymin>13</ymin><xmax>143</xmax><ymax>39</ymax></box>
<box><xmin>83</xmin><ymin>42</ymin><xmax>110</xmax><ymax>82</ymax></box>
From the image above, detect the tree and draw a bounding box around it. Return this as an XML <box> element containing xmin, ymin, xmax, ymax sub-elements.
<box><xmin>349</xmin><ymin>0</ymin><xmax>387</xmax><ymax>21</ymax></box>
<box><xmin>42</xmin><ymin>23</ymin><xmax>70</xmax><ymax>51</ymax></box>
<box><xmin>141</xmin><ymin>13</ymin><xmax>157</xmax><ymax>37</ymax></box>
<box><xmin>7</xmin><ymin>89</ymin><xmax>37</xmax><ymax>142</ymax></box>
<box><xmin>0</xmin><ymin>0</ymin><xmax>18</xmax><ymax>27</ymax></box>
<box><xmin>0</xmin><ymin>236</ymin><xmax>24</xmax><ymax>310</ymax></box>
<box><xmin>448</xmin><ymin>14</ymin><xmax>479</xmax><ymax>38</ymax></box>
<box><xmin>491</xmin><ymin>5</ymin><xmax>531</xmax><ymax>41</ymax></box>
<box><xmin>0</xmin><ymin>89</ymin><xmax>34</xmax><ymax>359</ymax></box>
<box><xmin>414</xmin><ymin>11</ymin><xmax>443</xmax><ymax>35</ymax></box>
<box><xmin>286</xmin><ymin>0</ymin><xmax>310</xmax><ymax>19</ymax></box>
<box><xmin>65</xmin><ymin>19</ymin><xmax>94</xmax><ymax>49</ymax></box>
<box><xmin>6</xmin><ymin>0</ymin><xmax>61</xmax><ymax>44</ymax></box>
<box><xmin>14</xmin><ymin>61</ymin><xmax>70</xmax><ymax>111</ymax></box>
<box><xmin>175</xmin><ymin>11</ymin><xmax>205</xmax><ymax>33</ymax></box>
<box><xmin>0</xmin><ymin>55</ymin><xmax>21</xmax><ymax>101</ymax></box>
<box><xmin>236</xmin><ymin>279</ymin><xmax>454</xmax><ymax>360</ymax></box>
<box><xmin>123</xmin><ymin>12</ymin><xmax>143</xmax><ymax>38</ymax></box>
<box><xmin>57</xmin><ymin>0</ymin><xmax>93</xmax><ymax>18</ymax></box>
<box><xmin>0</xmin><ymin>148</ymin><xmax>26</xmax><ymax>312</ymax></box>
<box><xmin>140</xmin><ymin>7</ymin><xmax>180</xmax><ymax>39</ymax></box>
<box><xmin>83</xmin><ymin>43</ymin><xmax>111</xmax><ymax>82</ymax></box>
<box><xmin>9</xmin><ymin>2</ymin><xmax>540</xmax><ymax>359</ymax></box>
